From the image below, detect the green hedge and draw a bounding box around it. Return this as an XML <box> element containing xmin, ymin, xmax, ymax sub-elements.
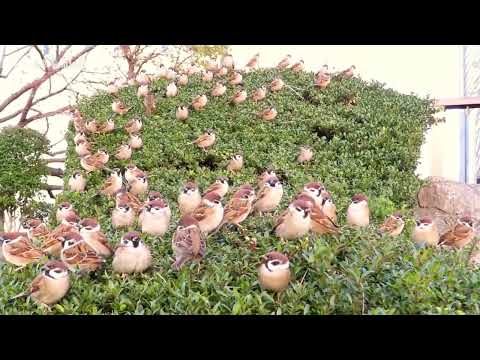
<box><xmin>3</xmin><ymin>68</ymin><xmax>479</xmax><ymax>315</ymax></box>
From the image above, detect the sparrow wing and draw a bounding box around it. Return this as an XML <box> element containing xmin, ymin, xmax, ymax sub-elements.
<box><xmin>29</xmin><ymin>274</ymin><xmax>45</xmax><ymax>296</ymax></box>
<box><xmin>311</xmin><ymin>207</ymin><xmax>340</xmax><ymax>234</ymax></box>
<box><xmin>193</xmin><ymin>133</ymin><xmax>210</xmax><ymax>145</ymax></box>
<box><xmin>96</xmin><ymin>231</ymin><xmax>113</xmax><ymax>253</ymax></box>
<box><xmin>8</xmin><ymin>237</ymin><xmax>43</xmax><ymax>259</ymax></box>
<box><xmin>378</xmin><ymin>216</ymin><xmax>399</xmax><ymax>235</ymax></box>
<box><xmin>253</xmin><ymin>186</ymin><xmax>270</xmax><ymax>205</ymax></box>
<box><xmin>439</xmin><ymin>225</ymin><xmax>472</xmax><ymax>246</ymax></box>
<box><xmin>203</xmin><ymin>182</ymin><xmax>222</xmax><ymax>196</ymax></box>
<box><xmin>192</xmin><ymin>205</ymin><xmax>212</xmax><ymax>223</ymax></box>
<box><xmin>273</xmin><ymin>208</ymin><xmax>289</xmax><ymax>232</ymax></box>
<box><xmin>223</xmin><ymin>198</ymin><xmax>250</xmax><ymax>223</ymax></box>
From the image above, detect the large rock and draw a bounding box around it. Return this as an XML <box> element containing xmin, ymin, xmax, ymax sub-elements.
<box><xmin>415</xmin><ymin>176</ymin><xmax>480</xmax><ymax>236</ymax></box>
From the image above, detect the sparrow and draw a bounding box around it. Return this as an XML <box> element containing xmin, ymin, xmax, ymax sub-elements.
<box><xmin>115</xmin><ymin>144</ymin><xmax>132</xmax><ymax>161</ymax></box>
<box><xmin>144</xmin><ymin>92</ymin><xmax>156</xmax><ymax>116</ymax></box>
<box><xmin>277</xmin><ymin>55</ymin><xmax>292</xmax><ymax>70</ymax></box>
<box><xmin>211</xmin><ymin>82</ymin><xmax>227</xmax><ymax>97</ymax></box>
<box><xmin>258</xmin><ymin>251</ymin><xmax>291</xmax><ymax>292</ymax></box>
<box><xmin>125</xmin><ymin>163</ymin><xmax>144</xmax><ymax>184</ymax></box>
<box><xmin>258</xmin><ymin>107</ymin><xmax>278</xmax><ymax>121</ymax></box>
<box><xmin>438</xmin><ymin>216</ymin><xmax>475</xmax><ymax>249</ymax></box>
<box><xmin>187</xmin><ymin>64</ymin><xmax>200</xmax><ymax>76</ymax></box>
<box><xmin>166</xmin><ymin>82</ymin><xmax>178</xmax><ymax>97</ymax></box>
<box><xmin>60</xmin><ymin>232</ymin><xmax>105</xmax><ymax>273</ymax></box>
<box><xmin>191</xmin><ymin>192</ymin><xmax>224</xmax><ymax>234</ymax></box>
<box><xmin>214</xmin><ymin>188</ymin><xmax>255</xmax><ymax>234</ymax></box>
<box><xmin>253</xmin><ymin>177</ymin><xmax>283</xmax><ymax>214</ymax></box>
<box><xmin>56</xmin><ymin>202</ymin><xmax>78</xmax><ymax>223</ymax></box>
<box><xmin>41</xmin><ymin>215</ymin><xmax>80</xmax><ymax>257</ymax></box>
<box><xmin>270</xmin><ymin>78</ymin><xmax>285</xmax><ymax>92</ymax></box>
<box><xmin>0</xmin><ymin>232</ymin><xmax>43</xmax><ymax>269</ymax></box>
<box><xmin>291</xmin><ymin>60</ymin><xmax>305</xmax><ymax>72</ymax></box>
<box><xmin>113</xmin><ymin>231</ymin><xmax>153</xmax><ymax>274</ymax></box>
<box><xmin>115</xmin><ymin>189</ymin><xmax>143</xmax><ymax>215</ymax></box>
<box><xmin>273</xmin><ymin>199</ymin><xmax>312</xmax><ymax>240</ymax></box>
<box><xmin>79</xmin><ymin>218</ymin><xmax>113</xmax><ymax>257</ymax></box>
<box><xmin>158</xmin><ymin>64</ymin><xmax>167</xmax><ymax>79</ymax></box>
<box><xmin>206</xmin><ymin>59</ymin><xmax>218</xmax><ymax>72</ymax></box>
<box><xmin>80</xmin><ymin>150</ymin><xmax>109</xmax><ymax>172</ymax></box>
<box><xmin>107</xmin><ymin>81</ymin><xmax>119</xmax><ymax>95</ymax></box>
<box><xmin>137</xmin><ymin>84</ymin><xmax>149</xmax><ymax>98</ymax></box>
<box><xmin>74</xmin><ymin>131</ymin><xmax>87</xmax><ymax>144</ymax></box>
<box><xmin>112</xmin><ymin>100</ymin><xmax>129</xmax><ymax>115</ymax></box>
<box><xmin>100</xmin><ymin>168</ymin><xmax>123</xmax><ymax>197</ymax></box>
<box><xmin>23</xmin><ymin>218</ymin><xmax>49</xmax><ymax>242</ymax></box>
<box><xmin>300</xmin><ymin>194</ymin><xmax>339</xmax><ymax>235</ymax></box>
<box><xmin>172</xmin><ymin>214</ymin><xmax>206</xmax><ymax>270</ymax></box>
<box><xmin>202</xmin><ymin>71</ymin><xmax>214</xmax><ymax>82</ymax></box>
<box><xmin>112</xmin><ymin>201</ymin><xmax>136</xmax><ymax>229</ymax></box>
<box><xmin>192</xmin><ymin>94</ymin><xmax>208</xmax><ymax>111</ymax></box>
<box><xmin>227</xmin><ymin>154</ymin><xmax>244</xmax><ymax>172</ymax></box>
<box><xmin>192</xmin><ymin>129</ymin><xmax>216</xmax><ymax>150</ymax></box>
<box><xmin>233</xmin><ymin>184</ymin><xmax>255</xmax><ymax>198</ymax></box>
<box><xmin>413</xmin><ymin>216</ymin><xmax>440</xmax><ymax>247</ymax></box>
<box><xmin>320</xmin><ymin>191</ymin><xmax>337</xmax><ymax>223</ymax></box>
<box><xmin>9</xmin><ymin>260</ymin><xmax>70</xmax><ymax>307</ymax></box>
<box><xmin>68</xmin><ymin>171</ymin><xmax>86</xmax><ymax>192</ymax></box>
<box><xmin>257</xmin><ymin>169</ymin><xmax>277</xmax><ymax>190</ymax></box>
<box><xmin>73</xmin><ymin>116</ymin><xmax>86</xmax><ymax>133</ymax></box>
<box><xmin>129</xmin><ymin>173</ymin><xmax>148</xmax><ymax>196</ymax></box>
<box><xmin>346</xmin><ymin>194</ymin><xmax>370</xmax><ymax>227</ymax></box>
<box><xmin>229</xmin><ymin>72</ymin><xmax>243</xmax><ymax>85</ymax></box>
<box><xmin>178</xmin><ymin>181</ymin><xmax>202</xmax><ymax>216</ymax></box>
<box><xmin>203</xmin><ymin>177</ymin><xmax>229</xmax><ymax>198</ymax></box>
<box><xmin>377</xmin><ymin>212</ymin><xmax>405</xmax><ymax>237</ymax></box>
<box><xmin>215</xmin><ymin>67</ymin><xmax>228</xmax><ymax>77</ymax></box>
<box><xmin>166</xmin><ymin>68</ymin><xmax>177</xmax><ymax>80</ymax></box>
<box><xmin>301</xmin><ymin>182</ymin><xmax>326</xmax><ymax>208</ymax></box>
<box><xmin>176</xmin><ymin>106</ymin><xmax>189</xmax><ymax>121</ymax></box>
<box><xmin>129</xmin><ymin>133</ymin><xmax>143</xmax><ymax>149</ymax></box>
<box><xmin>139</xmin><ymin>199</ymin><xmax>171</xmax><ymax>237</ymax></box>
<box><xmin>136</xmin><ymin>71</ymin><xmax>150</xmax><ymax>85</ymax></box>
<box><xmin>96</xmin><ymin>118</ymin><xmax>115</xmax><ymax>134</ymax></box>
<box><xmin>251</xmin><ymin>86</ymin><xmax>267</xmax><ymax>102</ymax></box>
<box><xmin>85</xmin><ymin>119</ymin><xmax>98</xmax><ymax>133</ymax></box>
<box><xmin>124</xmin><ymin>117</ymin><xmax>143</xmax><ymax>134</ymax></box>
<box><xmin>75</xmin><ymin>139</ymin><xmax>92</xmax><ymax>157</ymax></box>
<box><xmin>230</xmin><ymin>89</ymin><xmax>248</xmax><ymax>105</ymax></box>
<box><xmin>147</xmin><ymin>191</ymin><xmax>164</xmax><ymax>202</ymax></box>
<box><xmin>177</xmin><ymin>74</ymin><xmax>189</xmax><ymax>86</ymax></box>
<box><xmin>245</xmin><ymin>53</ymin><xmax>260</xmax><ymax>69</ymax></box>
<box><xmin>221</xmin><ymin>54</ymin><xmax>234</xmax><ymax>69</ymax></box>
<box><xmin>339</xmin><ymin>65</ymin><xmax>356</xmax><ymax>79</ymax></box>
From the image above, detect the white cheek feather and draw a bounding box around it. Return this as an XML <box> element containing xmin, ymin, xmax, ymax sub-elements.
<box><xmin>269</xmin><ymin>260</ymin><xmax>289</xmax><ymax>271</ymax></box>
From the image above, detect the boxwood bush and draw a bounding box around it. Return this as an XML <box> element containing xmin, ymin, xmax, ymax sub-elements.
<box><xmin>2</xmin><ymin>68</ymin><xmax>479</xmax><ymax>315</ymax></box>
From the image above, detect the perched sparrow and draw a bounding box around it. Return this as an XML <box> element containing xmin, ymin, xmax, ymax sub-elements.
<box><xmin>166</xmin><ymin>82</ymin><xmax>178</xmax><ymax>97</ymax></box>
<box><xmin>68</xmin><ymin>171</ymin><xmax>86</xmax><ymax>192</ymax></box>
<box><xmin>187</xmin><ymin>64</ymin><xmax>200</xmax><ymax>76</ymax></box>
<box><xmin>85</xmin><ymin>119</ymin><xmax>98</xmax><ymax>134</ymax></box>
<box><xmin>79</xmin><ymin>218</ymin><xmax>113</xmax><ymax>257</ymax></box>
<box><xmin>291</xmin><ymin>60</ymin><xmax>305</xmax><ymax>72</ymax></box>
<box><xmin>438</xmin><ymin>216</ymin><xmax>475</xmax><ymax>249</ymax></box>
<box><xmin>60</xmin><ymin>232</ymin><xmax>105</xmax><ymax>273</ymax></box>
<box><xmin>191</xmin><ymin>192</ymin><xmax>224</xmax><ymax>234</ymax></box>
<box><xmin>144</xmin><ymin>92</ymin><xmax>156</xmax><ymax>116</ymax></box>
<box><xmin>258</xmin><ymin>107</ymin><xmax>278</xmax><ymax>121</ymax></box>
<box><xmin>176</xmin><ymin>106</ymin><xmax>189</xmax><ymax>121</ymax></box>
<box><xmin>413</xmin><ymin>217</ymin><xmax>440</xmax><ymax>247</ymax></box>
<box><xmin>215</xmin><ymin>67</ymin><xmax>229</xmax><ymax>77</ymax></box>
<box><xmin>192</xmin><ymin>94</ymin><xmax>208</xmax><ymax>111</ymax></box>
<box><xmin>301</xmin><ymin>182</ymin><xmax>326</xmax><ymax>208</ymax></box>
<box><xmin>112</xmin><ymin>201</ymin><xmax>135</xmax><ymax>229</ymax></box>
<box><xmin>96</xmin><ymin>119</ymin><xmax>115</xmax><ymax>134</ymax></box>
<box><xmin>56</xmin><ymin>202</ymin><xmax>78</xmax><ymax>223</ymax></box>
<box><xmin>172</xmin><ymin>214</ymin><xmax>206</xmax><ymax>270</ymax></box>
<box><xmin>215</xmin><ymin>188</ymin><xmax>255</xmax><ymax>233</ymax></box>
<box><xmin>113</xmin><ymin>231</ymin><xmax>152</xmax><ymax>275</ymax></box>
<box><xmin>251</xmin><ymin>86</ymin><xmax>267</xmax><ymax>102</ymax></box>
<box><xmin>166</xmin><ymin>68</ymin><xmax>177</xmax><ymax>80</ymax></box>
<box><xmin>107</xmin><ymin>81</ymin><xmax>119</xmax><ymax>95</ymax></box>
<box><xmin>136</xmin><ymin>71</ymin><xmax>150</xmax><ymax>85</ymax></box>
<box><xmin>129</xmin><ymin>173</ymin><xmax>148</xmax><ymax>196</ymax></box>
<box><xmin>73</xmin><ymin>116</ymin><xmax>86</xmax><ymax>133</ymax></box>
<box><xmin>74</xmin><ymin>131</ymin><xmax>88</xmax><ymax>144</ymax></box>
<box><xmin>129</xmin><ymin>133</ymin><xmax>143</xmax><ymax>149</ymax></box>
<box><xmin>270</xmin><ymin>78</ymin><xmax>285</xmax><ymax>92</ymax></box>
<box><xmin>277</xmin><ymin>55</ymin><xmax>292</xmax><ymax>70</ymax></box>
<box><xmin>297</xmin><ymin>146</ymin><xmax>313</xmax><ymax>163</ymax></box>
<box><xmin>203</xmin><ymin>177</ymin><xmax>229</xmax><ymax>198</ymax></box>
<box><xmin>315</xmin><ymin>66</ymin><xmax>331</xmax><ymax>89</ymax></box>
<box><xmin>227</xmin><ymin>154</ymin><xmax>244</xmax><ymax>172</ymax></box>
<box><xmin>80</xmin><ymin>150</ymin><xmax>109</xmax><ymax>172</ymax></box>
<box><xmin>140</xmin><ymin>199</ymin><xmax>171</xmax><ymax>237</ymax></box>
<box><xmin>112</xmin><ymin>100</ymin><xmax>128</xmax><ymax>115</ymax></box>
<box><xmin>41</xmin><ymin>216</ymin><xmax>80</xmax><ymax>257</ymax></box>
<box><xmin>178</xmin><ymin>181</ymin><xmax>202</xmax><ymax>216</ymax></box>
<box><xmin>347</xmin><ymin>194</ymin><xmax>370</xmax><ymax>227</ymax></box>
<box><xmin>245</xmin><ymin>53</ymin><xmax>260</xmax><ymax>69</ymax></box>
<box><xmin>100</xmin><ymin>168</ymin><xmax>123</xmax><ymax>197</ymax></box>
<box><xmin>124</xmin><ymin>117</ymin><xmax>143</xmax><ymax>134</ymax></box>
<box><xmin>202</xmin><ymin>71</ymin><xmax>214</xmax><ymax>82</ymax></box>
<box><xmin>128</xmin><ymin>78</ymin><xmax>138</xmax><ymax>86</ymax></box>
<box><xmin>115</xmin><ymin>189</ymin><xmax>143</xmax><ymax>215</ymax></box>
<box><xmin>192</xmin><ymin>129</ymin><xmax>216</xmax><ymax>150</ymax></box>
<box><xmin>10</xmin><ymin>260</ymin><xmax>70</xmax><ymax>307</ymax></box>
<box><xmin>221</xmin><ymin>54</ymin><xmax>234</xmax><ymax>69</ymax></box>
<box><xmin>147</xmin><ymin>191</ymin><xmax>164</xmax><ymax>202</ymax></box>
<box><xmin>273</xmin><ymin>199</ymin><xmax>312</xmax><ymax>240</ymax></box>
<box><xmin>258</xmin><ymin>251</ymin><xmax>291</xmax><ymax>292</ymax></box>
<box><xmin>23</xmin><ymin>219</ymin><xmax>49</xmax><ymax>242</ymax></box>
<box><xmin>253</xmin><ymin>177</ymin><xmax>283</xmax><ymax>214</ymax></box>
<box><xmin>211</xmin><ymin>82</ymin><xmax>227</xmax><ymax>97</ymax></box>
<box><xmin>257</xmin><ymin>169</ymin><xmax>277</xmax><ymax>190</ymax></box>
<box><xmin>0</xmin><ymin>232</ymin><xmax>43</xmax><ymax>268</ymax></box>
<box><xmin>305</xmin><ymin>196</ymin><xmax>340</xmax><ymax>235</ymax></box>
<box><xmin>125</xmin><ymin>163</ymin><xmax>144</xmax><ymax>184</ymax></box>
<box><xmin>377</xmin><ymin>212</ymin><xmax>405</xmax><ymax>237</ymax></box>
<box><xmin>230</xmin><ymin>89</ymin><xmax>247</xmax><ymax>105</ymax></box>
<box><xmin>339</xmin><ymin>65</ymin><xmax>356</xmax><ymax>79</ymax></box>
<box><xmin>115</xmin><ymin>144</ymin><xmax>132</xmax><ymax>161</ymax></box>
<box><xmin>75</xmin><ymin>139</ymin><xmax>91</xmax><ymax>157</ymax></box>
<box><xmin>320</xmin><ymin>191</ymin><xmax>337</xmax><ymax>224</ymax></box>
<box><xmin>229</xmin><ymin>72</ymin><xmax>243</xmax><ymax>85</ymax></box>
<box><xmin>177</xmin><ymin>74</ymin><xmax>189</xmax><ymax>86</ymax></box>
<box><xmin>137</xmin><ymin>84</ymin><xmax>149</xmax><ymax>98</ymax></box>
<box><xmin>233</xmin><ymin>184</ymin><xmax>255</xmax><ymax>198</ymax></box>
<box><xmin>206</xmin><ymin>59</ymin><xmax>218</xmax><ymax>72</ymax></box>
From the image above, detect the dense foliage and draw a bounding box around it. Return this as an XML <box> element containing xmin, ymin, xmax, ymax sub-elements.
<box><xmin>4</xmin><ymin>67</ymin><xmax>479</xmax><ymax>315</ymax></box>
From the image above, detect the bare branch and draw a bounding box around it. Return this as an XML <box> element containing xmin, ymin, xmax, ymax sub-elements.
<box><xmin>18</xmin><ymin>87</ymin><xmax>38</xmax><ymax>123</ymax></box>
<box><xmin>50</xmin><ymin>137</ymin><xmax>66</xmax><ymax>148</ymax></box>
<box><xmin>33</xmin><ymin>45</ymin><xmax>48</xmax><ymax>71</ymax></box>
<box><xmin>0</xmin><ymin>45</ymin><xmax>6</xmax><ymax>74</ymax></box>
<box><xmin>56</xmin><ymin>45</ymin><xmax>72</xmax><ymax>63</ymax></box>
<box><xmin>0</xmin><ymin>46</ymin><xmax>33</xmax><ymax>79</ymax></box>
<box><xmin>46</xmin><ymin>167</ymin><xmax>64</xmax><ymax>177</ymax></box>
<box><xmin>4</xmin><ymin>45</ymin><xmax>30</xmax><ymax>57</ymax></box>
<box><xmin>17</xmin><ymin>105</ymin><xmax>72</xmax><ymax>127</ymax></box>
<box><xmin>41</xmin><ymin>184</ymin><xmax>64</xmax><ymax>199</ymax></box>
<box><xmin>45</xmin><ymin>157</ymin><xmax>66</xmax><ymax>163</ymax></box>
<box><xmin>48</xmin><ymin>149</ymin><xmax>66</xmax><ymax>156</ymax></box>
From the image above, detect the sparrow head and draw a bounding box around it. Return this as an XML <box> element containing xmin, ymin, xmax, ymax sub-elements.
<box><xmin>135</xmin><ymin>174</ymin><xmax>147</xmax><ymax>183</ymax></box>
<box><xmin>294</xmin><ymin>193</ymin><xmax>316</xmax><ymax>209</ymax></box>
<box><xmin>146</xmin><ymin>199</ymin><xmax>169</xmax><ymax>214</ymax></box>
<box><xmin>148</xmin><ymin>191</ymin><xmax>163</xmax><ymax>202</ymax></box>
<box><xmin>58</xmin><ymin>202</ymin><xmax>72</xmax><ymax>211</ymax></box>
<box><xmin>351</xmin><ymin>194</ymin><xmax>368</xmax><ymax>205</ymax></box>
<box><xmin>23</xmin><ymin>218</ymin><xmax>43</xmax><ymax>230</ymax></box>
<box><xmin>217</xmin><ymin>177</ymin><xmax>229</xmax><ymax>186</ymax></box>
<box><xmin>203</xmin><ymin>192</ymin><xmax>222</xmax><ymax>207</ymax></box>
<box><xmin>126</xmin><ymin>164</ymin><xmax>138</xmax><ymax>172</ymax></box>
<box><xmin>206</xmin><ymin>129</ymin><xmax>214</xmax><ymax>136</ymax></box>
<box><xmin>63</xmin><ymin>213</ymin><xmax>81</xmax><ymax>228</ymax></box>
<box><xmin>98</xmin><ymin>149</ymin><xmax>109</xmax><ymax>156</ymax></box>
<box><xmin>117</xmin><ymin>201</ymin><xmax>131</xmax><ymax>213</ymax></box>
<box><xmin>182</xmin><ymin>181</ymin><xmax>198</xmax><ymax>194</ymax></box>
<box><xmin>321</xmin><ymin>191</ymin><xmax>333</xmax><ymax>206</ymax></box>
<box><xmin>121</xmin><ymin>231</ymin><xmax>142</xmax><ymax>248</ymax></box>
<box><xmin>42</xmin><ymin>260</ymin><xmax>69</xmax><ymax>279</ymax></box>
<box><xmin>459</xmin><ymin>215</ymin><xmax>474</xmax><ymax>229</ymax></box>
<box><xmin>392</xmin><ymin>212</ymin><xmax>404</xmax><ymax>221</ymax></box>
<box><xmin>232</xmin><ymin>154</ymin><xmax>243</xmax><ymax>161</ymax></box>
<box><xmin>61</xmin><ymin>231</ymin><xmax>84</xmax><ymax>249</ymax></box>
<box><xmin>262</xmin><ymin>251</ymin><xmax>289</xmax><ymax>272</ymax></box>
<box><xmin>234</xmin><ymin>188</ymin><xmax>255</xmax><ymax>201</ymax></box>
<box><xmin>178</xmin><ymin>214</ymin><xmax>200</xmax><ymax>229</ymax></box>
<box><xmin>289</xmin><ymin>199</ymin><xmax>312</xmax><ymax>218</ymax></box>
<box><xmin>415</xmin><ymin>216</ymin><xmax>434</xmax><ymax>229</ymax></box>
<box><xmin>304</xmin><ymin>182</ymin><xmax>325</xmax><ymax>197</ymax></box>
<box><xmin>0</xmin><ymin>232</ymin><xmax>26</xmax><ymax>245</ymax></box>
<box><xmin>79</xmin><ymin>218</ymin><xmax>100</xmax><ymax>232</ymax></box>
<box><xmin>266</xmin><ymin>177</ymin><xmax>282</xmax><ymax>189</ymax></box>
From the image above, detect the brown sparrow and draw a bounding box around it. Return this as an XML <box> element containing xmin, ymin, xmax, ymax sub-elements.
<box><xmin>100</xmin><ymin>168</ymin><xmax>123</xmax><ymax>197</ymax></box>
<box><xmin>113</xmin><ymin>231</ymin><xmax>152</xmax><ymax>274</ymax></box>
<box><xmin>129</xmin><ymin>133</ymin><xmax>143</xmax><ymax>149</ymax></box>
<box><xmin>202</xmin><ymin>71</ymin><xmax>214</xmax><ymax>82</ymax></box>
<box><xmin>115</xmin><ymin>189</ymin><xmax>143</xmax><ymax>215</ymax></box>
<box><xmin>129</xmin><ymin>173</ymin><xmax>148</xmax><ymax>196</ymax></box>
<box><xmin>413</xmin><ymin>217</ymin><xmax>439</xmax><ymax>247</ymax></box>
<box><xmin>79</xmin><ymin>218</ymin><xmax>113</xmax><ymax>257</ymax></box>
<box><xmin>257</xmin><ymin>169</ymin><xmax>277</xmax><ymax>190</ymax></box>
<box><xmin>75</xmin><ymin>139</ymin><xmax>91</xmax><ymax>157</ymax></box>
<box><xmin>112</xmin><ymin>100</ymin><xmax>129</xmax><ymax>115</ymax></box>
<box><xmin>144</xmin><ymin>92</ymin><xmax>156</xmax><ymax>116</ymax></box>
<box><xmin>10</xmin><ymin>260</ymin><xmax>70</xmax><ymax>307</ymax></box>
<box><xmin>166</xmin><ymin>68</ymin><xmax>177</xmax><ymax>80</ymax></box>
<box><xmin>140</xmin><ymin>199</ymin><xmax>171</xmax><ymax>237</ymax></box>
<box><xmin>192</xmin><ymin>192</ymin><xmax>224</xmax><ymax>234</ymax></box>
<box><xmin>211</xmin><ymin>82</ymin><xmax>227</xmax><ymax>97</ymax></box>
<box><xmin>95</xmin><ymin>118</ymin><xmax>115</xmax><ymax>134</ymax></box>
<box><xmin>80</xmin><ymin>150</ymin><xmax>109</xmax><ymax>172</ymax></box>
<box><xmin>301</xmin><ymin>182</ymin><xmax>326</xmax><ymax>208</ymax></box>
<box><xmin>166</xmin><ymin>82</ymin><xmax>178</xmax><ymax>97</ymax></box>
<box><xmin>251</xmin><ymin>86</ymin><xmax>267</xmax><ymax>102</ymax></box>
<box><xmin>346</xmin><ymin>194</ymin><xmax>370</xmax><ymax>227</ymax></box>
<box><xmin>147</xmin><ymin>191</ymin><xmax>164</xmax><ymax>202</ymax></box>
<box><xmin>308</xmin><ymin>201</ymin><xmax>340</xmax><ymax>235</ymax></box>
<box><xmin>291</xmin><ymin>60</ymin><xmax>305</xmax><ymax>72</ymax></box>
<box><xmin>227</xmin><ymin>154</ymin><xmax>244</xmax><ymax>172</ymax></box>
<box><xmin>192</xmin><ymin>129</ymin><xmax>216</xmax><ymax>150</ymax></box>
<box><xmin>56</xmin><ymin>202</ymin><xmax>78</xmax><ymax>223</ymax></box>
<box><xmin>192</xmin><ymin>94</ymin><xmax>208</xmax><ymax>111</ymax></box>
<box><xmin>41</xmin><ymin>215</ymin><xmax>80</xmax><ymax>257</ymax></box>
<box><xmin>273</xmin><ymin>199</ymin><xmax>312</xmax><ymax>240</ymax></box>
<box><xmin>74</xmin><ymin>131</ymin><xmax>88</xmax><ymax>144</ymax></box>
<box><xmin>229</xmin><ymin>72</ymin><xmax>243</xmax><ymax>85</ymax></box>
<box><xmin>107</xmin><ymin>80</ymin><xmax>119</xmax><ymax>95</ymax></box>
<box><xmin>115</xmin><ymin>144</ymin><xmax>132</xmax><ymax>161</ymax></box>
<box><xmin>340</xmin><ymin>65</ymin><xmax>356</xmax><ymax>79</ymax></box>
<box><xmin>23</xmin><ymin>219</ymin><xmax>49</xmax><ymax>243</ymax></box>
<box><xmin>1</xmin><ymin>232</ymin><xmax>43</xmax><ymax>269</ymax></box>
<box><xmin>206</xmin><ymin>59</ymin><xmax>218</xmax><ymax>72</ymax></box>
<box><xmin>245</xmin><ymin>53</ymin><xmax>260</xmax><ymax>69</ymax></box>
<box><xmin>253</xmin><ymin>177</ymin><xmax>283</xmax><ymax>214</ymax></box>
<box><xmin>315</xmin><ymin>67</ymin><xmax>331</xmax><ymax>89</ymax></box>
<box><xmin>67</xmin><ymin>171</ymin><xmax>86</xmax><ymax>192</ymax></box>
<box><xmin>124</xmin><ymin>117</ymin><xmax>142</xmax><ymax>134</ymax></box>
<box><xmin>178</xmin><ymin>181</ymin><xmax>202</xmax><ymax>216</ymax></box>
<box><xmin>60</xmin><ymin>232</ymin><xmax>105</xmax><ymax>273</ymax></box>
<box><xmin>377</xmin><ymin>212</ymin><xmax>405</xmax><ymax>237</ymax></box>
<box><xmin>258</xmin><ymin>107</ymin><xmax>278</xmax><ymax>121</ymax></box>
<box><xmin>215</xmin><ymin>188</ymin><xmax>255</xmax><ymax>234</ymax></box>
<box><xmin>85</xmin><ymin>119</ymin><xmax>99</xmax><ymax>134</ymax></box>
<box><xmin>438</xmin><ymin>216</ymin><xmax>475</xmax><ymax>249</ymax></box>
<box><xmin>277</xmin><ymin>55</ymin><xmax>292</xmax><ymax>70</ymax></box>
<box><xmin>203</xmin><ymin>177</ymin><xmax>229</xmax><ymax>198</ymax></box>
<box><xmin>177</xmin><ymin>74</ymin><xmax>189</xmax><ymax>86</ymax></box>
<box><xmin>230</xmin><ymin>89</ymin><xmax>248</xmax><ymax>105</ymax></box>
<box><xmin>125</xmin><ymin>163</ymin><xmax>144</xmax><ymax>184</ymax></box>
<box><xmin>297</xmin><ymin>146</ymin><xmax>313</xmax><ymax>163</ymax></box>
<box><xmin>137</xmin><ymin>84</ymin><xmax>149</xmax><ymax>98</ymax></box>
<box><xmin>258</xmin><ymin>251</ymin><xmax>291</xmax><ymax>292</ymax></box>
<box><xmin>216</xmin><ymin>66</ymin><xmax>228</xmax><ymax>77</ymax></box>
<box><xmin>221</xmin><ymin>54</ymin><xmax>234</xmax><ymax>69</ymax></box>
<box><xmin>112</xmin><ymin>201</ymin><xmax>136</xmax><ymax>229</ymax></box>
<box><xmin>176</xmin><ymin>106</ymin><xmax>189</xmax><ymax>121</ymax></box>
<box><xmin>172</xmin><ymin>214</ymin><xmax>206</xmax><ymax>270</ymax></box>
<box><xmin>320</xmin><ymin>191</ymin><xmax>337</xmax><ymax>223</ymax></box>
<box><xmin>270</xmin><ymin>78</ymin><xmax>285</xmax><ymax>92</ymax></box>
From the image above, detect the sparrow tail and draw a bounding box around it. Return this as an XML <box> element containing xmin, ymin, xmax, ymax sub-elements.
<box><xmin>8</xmin><ymin>292</ymin><xmax>29</xmax><ymax>304</ymax></box>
